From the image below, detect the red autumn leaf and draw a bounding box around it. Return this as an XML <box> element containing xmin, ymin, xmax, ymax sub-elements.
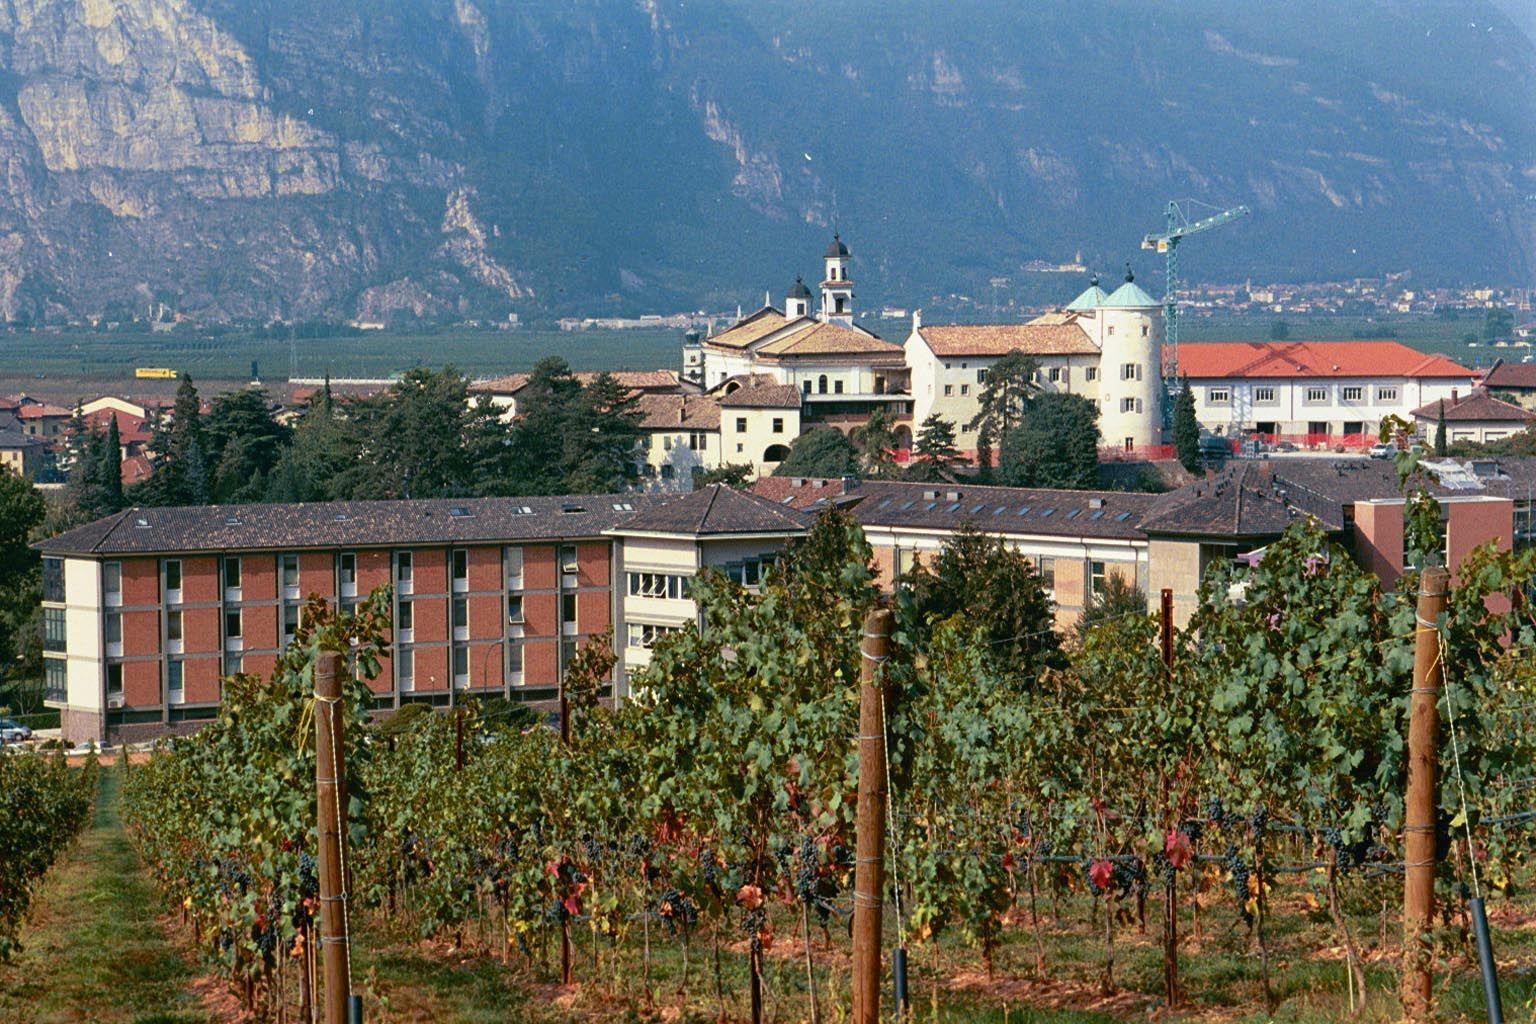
<box><xmin>757</xmin><ymin>927</ymin><xmax>774</xmax><ymax>952</ymax></box>
<box><xmin>563</xmin><ymin>894</ymin><xmax>583</xmax><ymax>917</ymax></box>
<box><xmin>736</xmin><ymin>884</ymin><xmax>763</xmax><ymax>910</ymax></box>
<box><xmin>1089</xmin><ymin>859</ymin><xmax>1114</xmax><ymax>893</ymax></box>
<box><xmin>1165</xmin><ymin>829</ymin><xmax>1194</xmax><ymax>870</ymax></box>
<box><xmin>1001</xmin><ymin>852</ymin><xmax>1016</xmax><ymax>872</ymax></box>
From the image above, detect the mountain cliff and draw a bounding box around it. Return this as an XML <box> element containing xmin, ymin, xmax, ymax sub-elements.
<box><xmin>0</xmin><ymin>0</ymin><xmax>1532</xmax><ymax>324</ymax></box>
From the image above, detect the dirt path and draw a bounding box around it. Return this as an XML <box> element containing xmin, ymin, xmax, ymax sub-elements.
<box><xmin>0</xmin><ymin>768</ymin><xmax>211</xmax><ymax>1024</ymax></box>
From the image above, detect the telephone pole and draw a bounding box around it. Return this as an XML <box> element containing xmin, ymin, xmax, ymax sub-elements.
<box><xmin>1401</xmin><ymin>567</ymin><xmax>1449</xmax><ymax>1021</ymax></box>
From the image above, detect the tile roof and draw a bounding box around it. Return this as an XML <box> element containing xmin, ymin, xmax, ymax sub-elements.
<box><xmin>749</xmin><ymin>476</ymin><xmax>852</xmax><ymax>510</ymax></box>
<box><xmin>471</xmin><ymin>370</ymin><xmax>684</xmax><ymax>394</ymax></box>
<box><xmin>35</xmin><ymin>493</ymin><xmax>671</xmax><ymax>556</ymax></box>
<box><xmin>81</xmin><ymin>408</ymin><xmax>153</xmax><ymax>444</ymax></box>
<box><xmin>1410</xmin><ymin>390</ymin><xmax>1535</xmax><ymax>423</ymax></box>
<box><xmin>703</xmin><ymin>307</ymin><xmax>793</xmax><ymax>350</ymax></box>
<box><xmin>121</xmin><ymin>454</ymin><xmax>153</xmax><ymax>486</ymax></box>
<box><xmin>1480</xmin><ymin>360</ymin><xmax>1536</xmax><ymax>390</ymax></box>
<box><xmin>0</xmin><ymin>428</ymin><xmax>47</xmax><ymax>451</ymax></box>
<box><xmin>634</xmin><ymin>393</ymin><xmax>722</xmax><ymax>430</ymax></box>
<box><xmin>717</xmin><ymin>382</ymin><xmax>803</xmax><ymax>409</ymax></box>
<box><xmin>16</xmin><ymin>403</ymin><xmax>71</xmax><ymax>419</ymax></box>
<box><xmin>1141</xmin><ymin>462</ymin><xmax>1322</xmax><ymax>538</ymax></box>
<box><xmin>755</xmin><ymin>320</ymin><xmax>900</xmax><ymax>358</ymax></box>
<box><xmin>917</xmin><ymin>323</ymin><xmax>1099</xmax><ymax>358</ymax></box>
<box><xmin>608</xmin><ymin>484</ymin><xmax>808</xmax><ymax>537</ymax></box>
<box><xmin>840</xmin><ymin>480</ymin><xmax>1157</xmax><ymax>540</ymax></box>
<box><xmin>1175</xmin><ymin>341</ymin><xmax>1475</xmax><ymax>380</ymax></box>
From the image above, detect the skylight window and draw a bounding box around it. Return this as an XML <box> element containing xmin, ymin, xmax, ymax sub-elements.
<box><xmin>924</xmin><ymin>502</ymin><xmax>938</xmax><ymax>511</ymax></box>
<box><xmin>994</xmin><ymin>505</ymin><xmax>1007</xmax><ymax>515</ymax></box>
<box><xmin>449</xmin><ymin>506</ymin><xmax>474</xmax><ymax>518</ymax></box>
<box><xmin>945</xmin><ymin>502</ymin><xmax>961</xmax><ymax>513</ymax></box>
<box><xmin>1065</xmin><ymin>508</ymin><xmax>1081</xmax><ymax>520</ymax></box>
<box><xmin>1016</xmin><ymin>506</ymin><xmax>1031</xmax><ymax>516</ymax></box>
<box><xmin>1115</xmin><ymin>511</ymin><xmax>1132</xmax><ymax>522</ymax></box>
<box><xmin>969</xmin><ymin>504</ymin><xmax>985</xmax><ymax>514</ymax></box>
<box><xmin>1090</xmin><ymin>510</ymin><xmax>1106</xmax><ymax>520</ymax></box>
<box><xmin>561</xmin><ymin>505</ymin><xmax>586</xmax><ymax>514</ymax></box>
<box><xmin>900</xmin><ymin>501</ymin><xmax>916</xmax><ymax>510</ymax></box>
<box><xmin>512</xmin><ymin>505</ymin><xmax>534</xmax><ymax>515</ymax></box>
<box><xmin>612</xmin><ymin>502</ymin><xmax>635</xmax><ymax>512</ymax></box>
<box><xmin>1040</xmin><ymin>508</ymin><xmax>1056</xmax><ymax>517</ymax></box>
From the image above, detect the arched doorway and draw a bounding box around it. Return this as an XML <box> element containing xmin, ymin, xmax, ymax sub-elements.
<box><xmin>763</xmin><ymin>443</ymin><xmax>792</xmax><ymax>464</ymax></box>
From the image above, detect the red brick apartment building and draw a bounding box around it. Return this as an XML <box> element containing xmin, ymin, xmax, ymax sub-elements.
<box><xmin>36</xmin><ymin>460</ymin><xmax>1536</xmax><ymax>746</ymax></box>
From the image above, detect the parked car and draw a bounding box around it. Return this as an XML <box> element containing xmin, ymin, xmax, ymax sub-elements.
<box><xmin>0</xmin><ymin>717</ymin><xmax>33</xmax><ymax>743</ymax></box>
<box><xmin>1368</xmin><ymin>442</ymin><xmax>1398</xmax><ymax>460</ymax></box>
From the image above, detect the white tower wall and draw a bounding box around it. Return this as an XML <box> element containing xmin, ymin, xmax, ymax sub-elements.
<box><xmin>1096</xmin><ymin>305</ymin><xmax>1164</xmax><ymax>450</ymax></box>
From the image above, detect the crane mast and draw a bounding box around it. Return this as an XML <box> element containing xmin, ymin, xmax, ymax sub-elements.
<box><xmin>1142</xmin><ymin>200</ymin><xmax>1251</xmax><ymax>395</ymax></box>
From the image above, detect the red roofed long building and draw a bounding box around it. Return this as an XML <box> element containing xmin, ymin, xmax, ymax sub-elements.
<box><xmin>1177</xmin><ymin>340</ymin><xmax>1477</xmax><ymax>446</ymax></box>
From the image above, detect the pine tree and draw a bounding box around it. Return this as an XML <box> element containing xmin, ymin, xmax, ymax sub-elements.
<box><xmin>1172</xmin><ymin>376</ymin><xmax>1203</xmax><ymax>474</ymax></box>
<box><xmin>852</xmin><ymin>405</ymin><xmax>900</xmax><ymax>479</ymax></box>
<box><xmin>909</xmin><ymin>414</ymin><xmax>962</xmax><ymax>482</ymax></box>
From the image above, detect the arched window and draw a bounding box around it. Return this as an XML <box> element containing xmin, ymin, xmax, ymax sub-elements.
<box><xmin>818</xmin><ymin>375</ymin><xmax>828</xmax><ymax>394</ymax></box>
<box><xmin>764</xmin><ymin>443</ymin><xmax>792</xmax><ymax>463</ymax></box>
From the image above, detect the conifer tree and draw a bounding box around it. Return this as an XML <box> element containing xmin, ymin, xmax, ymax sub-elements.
<box><xmin>1173</xmin><ymin>376</ymin><xmax>1203</xmax><ymax>474</ymax></box>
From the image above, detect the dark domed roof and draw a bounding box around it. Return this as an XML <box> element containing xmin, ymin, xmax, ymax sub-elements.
<box><xmin>787</xmin><ymin>275</ymin><xmax>812</xmax><ymax>299</ymax></box>
<box><xmin>824</xmin><ymin>232</ymin><xmax>850</xmax><ymax>258</ymax></box>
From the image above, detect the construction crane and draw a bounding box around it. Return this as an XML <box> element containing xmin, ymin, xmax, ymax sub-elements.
<box><xmin>1142</xmin><ymin>200</ymin><xmax>1251</xmax><ymax>389</ymax></box>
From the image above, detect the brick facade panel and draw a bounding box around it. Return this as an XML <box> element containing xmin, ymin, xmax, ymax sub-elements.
<box><xmin>357</xmin><ymin>550</ymin><xmax>391</xmax><ymax>595</ymax></box>
<box><xmin>242</xmin><ymin>653</ymin><xmax>277</xmax><ymax>681</ymax></box>
<box><xmin>182</xmin><ymin>607</ymin><xmax>222</xmax><ymax>656</ymax></box>
<box><xmin>412</xmin><ymin>595</ymin><xmax>448</xmax><ymax>643</ymax></box>
<box><xmin>366</xmin><ymin>651</ymin><xmax>394</xmax><ymax>695</ymax></box>
<box><xmin>523</xmin><ymin>545</ymin><xmax>557</xmax><ymax>590</ymax></box>
<box><xmin>522</xmin><ymin>592</ymin><xmax>557</xmax><ymax>635</ymax></box>
<box><xmin>242</xmin><ymin>556</ymin><xmax>277</xmax><ymax>602</ymax></box>
<box><xmin>470</xmin><ymin>640</ymin><xmax>504</xmax><ymax>688</ymax></box>
<box><xmin>524</xmin><ymin>638</ymin><xmax>559</xmax><ymax>687</ymax></box>
<box><xmin>123</xmin><ymin>660</ymin><xmax>160</xmax><ymax>707</ymax></box>
<box><xmin>184</xmin><ymin>656</ymin><xmax>221</xmax><ymax>704</ymax></box>
<box><xmin>299</xmin><ymin>553</ymin><xmax>335</xmax><ymax>599</ymax></box>
<box><xmin>242</xmin><ymin>604</ymin><xmax>280</xmax><ymax>651</ymax></box>
<box><xmin>577</xmin><ymin>591</ymin><xmax>611</xmax><ymax>633</ymax></box>
<box><xmin>121</xmin><ymin>609</ymin><xmax>160</xmax><ymax>657</ymax></box>
<box><xmin>181</xmin><ymin>557</ymin><xmax>220</xmax><ymax>603</ymax></box>
<box><xmin>121</xmin><ymin>558</ymin><xmax>160</xmax><ymax>606</ymax></box>
<box><xmin>413</xmin><ymin>645</ymin><xmax>449</xmax><ymax>691</ymax></box>
<box><xmin>413</xmin><ymin>549</ymin><xmax>448</xmax><ymax>594</ymax></box>
<box><xmin>576</xmin><ymin>543</ymin><xmax>611</xmax><ymax>587</ymax></box>
<box><xmin>468</xmin><ymin>546</ymin><xmax>502</xmax><ymax>591</ymax></box>
<box><xmin>468</xmin><ymin>594</ymin><xmax>502</xmax><ymax>641</ymax></box>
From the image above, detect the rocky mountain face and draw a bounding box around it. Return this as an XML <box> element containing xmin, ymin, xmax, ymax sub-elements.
<box><xmin>0</xmin><ymin>0</ymin><xmax>1531</xmax><ymax>324</ymax></box>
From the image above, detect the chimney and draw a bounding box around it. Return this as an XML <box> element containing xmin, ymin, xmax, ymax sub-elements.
<box><xmin>840</xmin><ymin>474</ymin><xmax>858</xmax><ymax>493</ymax></box>
<box><xmin>1452</xmin><ymin>388</ymin><xmax>1459</xmax><ymax>403</ymax></box>
<box><xmin>912</xmin><ymin>308</ymin><xmax>922</xmax><ymax>331</ymax></box>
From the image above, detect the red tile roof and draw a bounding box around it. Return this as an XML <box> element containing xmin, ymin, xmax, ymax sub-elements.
<box><xmin>917</xmin><ymin>323</ymin><xmax>1099</xmax><ymax>358</ymax></box>
<box><xmin>16</xmin><ymin>402</ymin><xmax>71</xmax><ymax>419</ymax></box>
<box><xmin>749</xmin><ymin>476</ymin><xmax>852</xmax><ymax>510</ymax></box>
<box><xmin>1410</xmin><ymin>390</ymin><xmax>1535</xmax><ymax>423</ymax></box>
<box><xmin>634</xmin><ymin>393</ymin><xmax>722</xmax><ymax>430</ymax></box>
<box><xmin>81</xmin><ymin>408</ymin><xmax>152</xmax><ymax>444</ymax></box>
<box><xmin>1175</xmin><ymin>341</ymin><xmax>1474</xmax><ymax>380</ymax></box>
<box><xmin>121</xmin><ymin>454</ymin><xmax>154</xmax><ymax>486</ymax></box>
<box><xmin>1481</xmin><ymin>360</ymin><xmax>1536</xmax><ymax>390</ymax></box>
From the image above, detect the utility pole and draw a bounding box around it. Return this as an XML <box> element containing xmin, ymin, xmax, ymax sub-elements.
<box><xmin>852</xmin><ymin>608</ymin><xmax>894</xmax><ymax>1024</ymax></box>
<box><xmin>1402</xmin><ymin>567</ymin><xmax>1449</xmax><ymax>1022</ymax></box>
<box><xmin>315</xmin><ymin>651</ymin><xmax>355</xmax><ymax>1024</ymax></box>
<box><xmin>1159</xmin><ymin>588</ymin><xmax>1179</xmax><ymax>1008</ymax></box>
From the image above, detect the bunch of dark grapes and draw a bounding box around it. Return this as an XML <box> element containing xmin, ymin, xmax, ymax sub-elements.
<box><xmin>1248</xmin><ymin>807</ymin><xmax>1269</xmax><ymax>836</ymax></box>
<box><xmin>1179</xmin><ymin>819</ymin><xmax>1203</xmax><ymax>846</ymax></box>
<box><xmin>654</xmin><ymin>888</ymin><xmax>698</xmax><ymax>937</ymax></box>
<box><xmin>1113</xmin><ymin>858</ymin><xmax>1146</xmax><ymax>899</ymax></box>
<box><xmin>1222</xmin><ymin>846</ymin><xmax>1253</xmax><ymax>924</ymax></box>
<box><xmin>740</xmin><ymin>905</ymin><xmax>768</xmax><ymax>953</ymax></box>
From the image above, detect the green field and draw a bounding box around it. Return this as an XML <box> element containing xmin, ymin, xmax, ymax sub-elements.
<box><xmin>0</xmin><ymin>313</ymin><xmax>1516</xmax><ymax>389</ymax></box>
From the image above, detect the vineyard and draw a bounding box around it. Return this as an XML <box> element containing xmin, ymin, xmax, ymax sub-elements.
<box><xmin>112</xmin><ymin>510</ymin><xmax>1536</xmax><ymax>1022</ymax></box>
<box><xmin>0</xmin><ymin>748</ymin><xmax>97</xmax><ymax>959</ymax></box>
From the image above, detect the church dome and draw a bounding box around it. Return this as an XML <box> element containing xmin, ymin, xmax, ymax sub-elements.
<box><xmin>824</xmin><ymin>232</ymin><xmax>850</xmax><ymax>258</ymax></box>
<box><xmin>787</xmin><ymin>275</ymin><xmax>813</xmax><ymax>300</ymax></box>
<box><xmin>1064</xmin><ymin>274</ymin><xmax>1109</xmax><ymax>311</ymax></box>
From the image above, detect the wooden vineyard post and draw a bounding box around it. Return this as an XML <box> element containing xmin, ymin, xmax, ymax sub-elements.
<box><xmin>852</xmin><ymin>608</ymin><xmax>894</xmax><ymax>1024</ymax></box>
<box><xmin>315</xmin><ymin>651</ymin><xmax>355</xmax><ymax>1024</ymax></box>
<box><xmin>1401</xmin><ymin>567</ymin><xmax>1449</xmax><ymax>1022</ymax></box>
<box><xmin>1159</xmin><ymin>588</ymin><xmax>1180</xmax><ymax>1009</ymax></box>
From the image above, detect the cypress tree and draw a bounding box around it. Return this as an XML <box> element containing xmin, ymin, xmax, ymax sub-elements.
<box><xmin>1434</xmin><ymin>400</ymin><xmax>1449</xmax><ymax>457</ymax></box>
<box><xmin>1173</xmin><ymin>376</ymin><xmax>1203</xmax><ymax>474</ymax></box>
<box><xmin>102</xmin><ymin>415</ymin><xmax>124</xmax><ymax>511</ymax></box>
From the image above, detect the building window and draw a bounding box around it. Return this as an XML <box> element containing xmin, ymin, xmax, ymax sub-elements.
<box><xmin>505</xmin><ymin>547</ymin><xmax>524</xmax><ymax>588</ymax></box>
<box><xmin>1121</xmin><ymin>397</ymin><xmax>1136</xmax><ymax>413</ymax></box>
<box><xmin>43</xmin><ymin>607</ymin><xmax>66</xmax><ymax>652</ymax></box>
<box><xmin>105</xmin><ymin>612</ymin><xmax>122</xmax><ymax>647</ymax></box>
<box><xmin>560</xmin><ymin>545</ymin><xmax>578</xmax><ymax>575</ymax></box>
<box><xmin>507</xmin><ymin>594</ymin><xmax>523</xmax><ymax>623</ymax></box>
<box><xmin>338</xmin><ymin>553</ymin><xmax>356</xmax><ymax>590</ymax></box>
<box><xmin>943</xmin><ymin>384</ymin><xmax>953</xmax><ymax>397</ymax></box>
<box><xmin>167</xmin><ymin>660</ymin><xmax>184</xmax><ymax>703</ymax></box>
<box><xmin>452</xmin><ymin>597</ymin><xmax>468</xmax><ymax>637</ymax></box>
<box><xmin>818</xmin><ymin>375</ymin><xmax>828</xmax><ymax>394</ymax></box>
<box><xmin>1037</xmin><ymin>557</ymin><xmax>1056</xmax><ymax>591</ymax></box>
<box><xmin>724</xmin><ymin>557</ymin><xmax>772</xmax><ymax>587</ymax></box>
<box><xmin>561</xmin><ymin>593</ymin><xmax>577</xmax><ymax>628</ymax></box>
<box><xmin>166</xmin><ymin>609</ymin><xmax>183</xmax><ymax>643</ymax></box>
<box><xmin>1120</xmin><ymin>363</ymin><xmax>1141</xmax><ymax>381</ymax></box>
<box><xmin>977</xmin><ymin>368</ymin><xmax>989</xmax><ymax>383</ymax></box>
<box><xmin>1108</xmin><ymin>326</ymin><xmax>1116</xmax><ymax>336</ymax></box>
<box><xmin>1090</xmin><ymin>560</ymin><xmax>1107</xmax><ymax>596</ymax></box>
<box><xmin>627</xmin><ymin>622</ymin><xmax>681</xmax><ymax>649</ymax></box>
<box><xmin>1142</xmin><ymin>325</ymin><xmax>1150</xmax><ymax>337</ymax></box>
<box><xmin>629</xmin><ymin>572</ymin><xmax>689</xmax><ymax>599</ymax></box>
<box><xmin>164</xmin><ymin>559</ymin><xmax>182</xmax><ymax>597</ymax></box>
<box><xmin>452</xmin><ymin>645</ymin><xmax>469</xmax><ymax>686</ymax></box>
<box><xmin>45</xmin><ymin>658</ymin><xmax>66</xmax><ymax>703</ymax></box>
<box><xmin>1341</xmin><ymin>386</ymin><xmax>1363</xmax><ymax>403</ymax></box>
<box><xmin>802</xmin><ymin>380</ymin><xmax>812</xmax><ymax>395</ymax></box>
<box><xmin>1048</xmin><ymin>367</ymin><xmax>1063</xmax><ymax>383</ymax></box>
<box><xmin>396</xmin><ymin>599</ymin><xmax>413</xmax><ymax>632</ymax></box>
<box><xmin>736</xmin><ymin>417</ymin><xmax>747</xmax><ymax>432</ymax></box>
<box><xmin>663</xmin><ymin>435</ymin><xmax>673</xmax><ymax>451</ymax></box>
<box><xmin>452</xmin><ymin>549</ymin><xmax>469</xmax><ymax>590</ymax></box>
<box><xmin>690</xmin><ymin>431</ymin><xmax>707</xmax><ymax>450</ymax></box>
<box><xmin>1377</xmin><ymin>386</ymin><xmax>1399</xmax><ymax>403</ymax></box>
<box><xmin>103</xmin><ymin>562</ymin><xmax>122</xmax><ymax>602</ymax></box>
<box><xmin>223</xmin><ymin>652</ymin><xmax>242</xmax><ymax>676</ymax></box>
<box><xmin>1306</xmin><ymin>386</ymin><xmax>1328</xmax><ymax>403</ymax></box>
<box><xmin>397</xmin><ymin>646</ymin><xmax>414</xmax><ymax>687</ymax></box>
<box><xmin>224</xmin><ymin>609</ymin><xmax>242</xmax><ymax>640</ymax></box>
<box><xmin>507</xmin><ymin>640</ymin><xmax>524</xmax><ymax>677</ymax></box>
<box><xmin>282</xmin><ymin>603</ymin><xmax>299</xmax><ymax>643</ymax></box>
<box><xmin>42</xmin><ymin>557</ymin><xmax>64</xmax><ymax>602</ymax></box>
<box><xmin>1124</xmin><ymin>437</ymin><xmax>1135</xmax><ymax>450</ymax></box>
<box><xmin>1085</xmin><ymin>367</ymin><xmax>1098</xmax><ymax>382</ymax></box>
<box><xmin>772</xmin><ymin>417</ymin><xmax>784</xmax><ymax>433</ymax></box>
<box><xmin>395</xmin><ymin>551</ymin><xmax>413</xmax><ymax>591</ymax></box>
<box><xmin>834</xmin><ymin>380</ymin><xmax>844</xmax><ymax>394</ymax></box>
<box><xmin>1253</xmin><ymin>387</ymin><xmax>1276</xmax><ymax>404</ymax></box>
<box><xmin>107</xmin><ymin>663</ymin><xmax>123</xmax><ymax>699</ymax></box>
<box><xmin>1208</xmin><ymin>387</ymin><xmax>1231</xmax><ymax>404</ymax></box>
<box><xmin>959</xmin><ymin>384</ymin><xmax>969</xmax><ymax>396</ymax></box>
<box><xmin>223</xmin><ymin>556</ymin><xmax>242</xmax><ymax>592</ymax></box>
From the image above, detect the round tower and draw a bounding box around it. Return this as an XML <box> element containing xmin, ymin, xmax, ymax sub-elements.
<box><xmin>1095</xmin><ymin>265</ymin><xmax>1164</xmax><ymax>451</ymax></box>
<box><xmin>820</xmin><ymin>232</ymin><xmax>853</xmax><ymax>323</ymax></box>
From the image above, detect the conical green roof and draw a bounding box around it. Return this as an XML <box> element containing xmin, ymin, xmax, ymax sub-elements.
<box><xmin>1064</xmin><ymin>279</ymin><xmax>1109</xmax><ymax>311</ymax></box>
<box><xmin>1102</xmin><ymin>279</ymin><xmax>1159</xmax><ymax>309</ymax></box>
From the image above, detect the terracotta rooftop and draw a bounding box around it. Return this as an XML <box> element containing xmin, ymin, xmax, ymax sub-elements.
<box><xmin>756</xmin><ymin>320</ymin><xmax>900</xmax><ymax>358</ymax></box>
<box><xmin>121</xmin><ymin>454</ymin><xmax>153</xmax><ymax>486</ymax></box>
<box><xmin>81</xmin><ymin>408</ymin><xmax>153</xmax><ymax>444</ymax></box>
<box><xmin>1410</xmin><ymin>390</ymin><xmax>1535</xmax><ymax>423</ymax></box>
<box><xmin>1480</xmin><ymin>360</ymin><xmax>1536</xmax><ymax>390</ymax></box>
<box><xmin>634</xmin><ymin>392</ymin><xmax>722</xmax><ymax>431</ymax></box>
<box><xmin>1175</xmin><ymin>341</ymin><xmax>1474</xmax><ymax>380</ymax></box>
<box><xmin>702</xmin><ymin>308</ymin><xmax>793</xmax><ymax>350</ymax></box>
<box><xmin>917</xmin><ymin>323</ymin><xmax>1099</xmax><ymax>358</ymax></box>
<box><xmin>16</xmin><ymin>402</ymin><xmax>71</xmax><ymax>419</ymax></box>
<box><xmin>749</xmin><ymin>476</ymin><xmax>852</xmax><ymax>510</ymax></box>
<box><xmin>717</xmin><ymin>382</ymin><xmax>803</xmax><ymax>409</ymax></box>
